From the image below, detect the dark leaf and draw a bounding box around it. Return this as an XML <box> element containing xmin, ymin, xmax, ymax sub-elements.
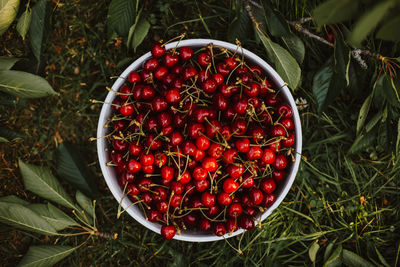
<box><xmin>27</xmin><ymin>203</ymin><xmax>77</xmax><ymax>231</ymax></box>
<box><xmin>132</xmin><ymin>17</ymin><xmax>150</xmax><ymax>52</ymax></box>
<box><xmin>397</xmin><ymin>118</ymin><xmax>400</xmax><ymax>154</ymax></box>
<box><xmin>377</xmin><ymin>16</ymin><xmax>400</xmax><ymax>42</ymax></box>
<box><xmin>356</xmin><ymin>93</ymin><xmax>373</xmax><ymax>134</ymax></box>
<box><xmin>342</xmin><ymin>249</ymin><xmax>375</xmax><ymax>267</ymax></box>
<box><xmin>349</xmin><ymin>1</ymin><xmax>392</xmax><ymax>47</ymax></box>
<box><xmin>376</xmin><ymin>74</ymin><xmax>400</xmax><ymax>108</ymax></box>
<box><xmin>0</xmin><ymin>0</ymin><xmax>20</xmax><ymax>35</ymax></box>
<box><xmin>19</xmin><ymin>159</ymin><xmax>77</xmax><ymax>210</ymax></box>
<box><xmin>107</xmin><ymin>0</ymin><xmax>136</xmax><ymax>38</ymax></box>
<box><xmin>75</xmin><ymin>191</ymin><xmax>94</xmax><ymax>218</ymax></box>
<box><xmin>0</xmin><ymin>70</ymin><xmax>56</xmax><ymax>98</ymax></box>
<box><xmin>256</xmin><ymin>28</ymin><xmax>301</xmax><ymax>89</ymax></box>
<box><xmin>56</xmin><ymin>143</ymin><xmax>98</xmax><ymax>198</ymax></box>
<box><xmin>126</xmin><ymin>8</ymin><xmax>142</xmax><ymax>49</ymax></box>
<box><xmin>29</xmin><ymin>0</ymin><xmax>47</xmax><ymax>62</ymax></box>
<box><xmin>312</xmin><ymin>61</ymin><xmax>333</xmax><ymax>111</ymax></box>
<box><xmin>365</xmin><ymin>111</ymin><xmax>383</xmax><ymax>132</ymax></box>
<box><xmin>0</xmin><ymin>137</ymin><xmax>9</xmax><ymax>142</ymax></box>
<box><xmin>17</xmin><ymin>8</ymin><xmax>32</xmax><ymax>40</ymax></box>
<box><xmin>0</xmin><ymin>202</ymin><xmax>58</xmax><ymax>236</ymax></box>
<box><xmin>281</xmin><ymin>34</ymin><xmax>305</xmax><ymax>64</ymax></box>
<box><xmin>312</xmin><ymin>0</ymin><xmax>358</xmax><ymax>29</ymax></box>
<box><xmin>0</xmin><ymin>195</ymin><xmax>29</xmax><ymax>205</ymax></box>
<box><xmin>323</xmin><ymin>244</ymin><xmax>342</xmax><ymax>267</ymax></box>
<box><xmin>0</xmin><ymin>57</ymin><xmax>21</xmax><ymax>70</ymax></box>
<box><xmin>261</xmin><ymin>0</ymin><xmax>290</xmax><ymax>37</ymax></box>
<box><xmin>18</xmin><ymin>245</ymin><xmax>77</xmax><ymax>267</ymax></box>
<box><xmin>323</xmin><ymin>241</ymin><xmax>335</xmax><ymax>263</ymax></box>
<box><xmin>227</xmin><ymin>11</ymin><xmax>251</xmax><ymax>44</ymax></box>
<box><xmin>348</xmin><ymin>129</ymin><xmax>377</xmax><ymax>154</ymax></box>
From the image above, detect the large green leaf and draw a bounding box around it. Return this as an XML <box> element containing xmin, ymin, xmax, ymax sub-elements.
<box><xmin>107</xmin><ymin>0</ymin><xmax>136</xmax><ymax>37</ymax></box>
<box><xmin>0</xmin><ymin>57</ymin><xmax>20</xmax><ymax>70</ymax></box>
<box><xmin>17</xmin><ymin>7</ymin><xmax>31</xmax><ymax>40</ymax></box>
<box><xmin>227</xmin><ymin>10</ymin><xmax>251</xmax><ymax>44</ymax></box>
<box><xmin>18</xmin><ymin>245</ymin><xmax>77</xmax><ymax>267</ymax></box>
<box><xmin>256</xmin><ymin>29</ymin><xmax>301</xmax><ymax>89</ymax></box>
<box><xmin>262</xmin><ymin>0</ymin><xmax>290</xmax><ymax>37</ymax></box>
<box><xmin>132</xmin><ymin>17</ymin><xmax>150</xmax><ymax>52</ymax></box>
<box><xmin>19</xmin><ymin>160</ymin><xmax>76</xmax><ymax>210</ymax></box>
<box><xmin>56</xmin><ymin>143</ymin><xmax>98</xmax><ymax>198</ymax></box>
<box><xmin>281</xmin><ymin>34</ymin><xmax>305</xmax><ymax>64</ymax></box>
<box><xmin>76</xmin><ymin>191</ymin><xmax>94</xmax><ymax>217</ymax></box>
<box><xmin>349</xmin><ymin>1</ymin><xmax>392</xmax><ymax>47</ymax></box>
<box><xmin>376</xmin><ymin>16</ymin><xmax>400</xmax><ymax>42</ymax></box>
<box><xmin>342</xmin><ymin>249</ymin><xmax>374</xmax><ymax>267</ymax></box>
<box><xmin>126</xmin><ymin>8</ymin><xmax>142</xmax><ymax>49</ymax></box>
<box><xmin>313</xmin><ymin>62</ymin><xmax>333</xmax><ymax>111</ymax></box>
<box><xmin>27</xmin><ymin>203</ymin><xmax>77</xmax><ymax>231</ymax></box>
<box><xmin>0</xmin><ymin>70</ymin><xmax>56</xmax><ymax>98</ymax></box>
<box><xmin>0</xmin><ymin>202</ymin><xmax>58</xmax><ymax>236</ymax></box>
<box><xmin>0</xmin><ymin>0</ymin><xmax>20</xmax><ymax>35</ymax></box>
<box><xmin>29</xmin><ymin>0</ymin><xmax>47</xmax><ymax>62</ymax></box>
<box><xmin>323</xmin><ymin>244</ymin><xmax>342</xmax><ymax>267</ymax></box>
<box><xmin>0</xmin><ymin>195</ymin><xmax>29</xmax><ymax>205</ymax></box>
<box><xmin>312</xmin><ymin>0</ymin><xmax>357</xmax><ymax>28</ymax></box>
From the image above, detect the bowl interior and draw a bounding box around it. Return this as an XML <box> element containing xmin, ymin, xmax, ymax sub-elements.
<box><xmin>97</xmin><ymin>39</ymin><xmax>302</xmax><ymax>242</ymax></box>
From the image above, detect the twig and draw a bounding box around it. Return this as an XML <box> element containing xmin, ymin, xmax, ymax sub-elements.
<box><xmin>287</xmin><ymin>20</ymin><xmax>334</xmax><ymax>47</ymax></box>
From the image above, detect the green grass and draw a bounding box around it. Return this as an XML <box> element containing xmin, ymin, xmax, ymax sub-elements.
<box><xmin>1</xmin><ymin>0</ymin><xmax>400</xmax><ymax>266</ymax></box>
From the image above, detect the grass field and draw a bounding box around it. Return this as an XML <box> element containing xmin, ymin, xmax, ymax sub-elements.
<box><xmin>1</xmin><ymin>0</ymin><xmax>399</xmax><ymax>266</ymax></box>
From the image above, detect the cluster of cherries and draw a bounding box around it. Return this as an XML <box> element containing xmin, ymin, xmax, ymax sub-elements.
<box><xmin>107</xmin><ymin>42</ymin><xmax>296</xmax><ymax>240</ymax></box>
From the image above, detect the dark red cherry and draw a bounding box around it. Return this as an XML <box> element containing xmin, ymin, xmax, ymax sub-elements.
<box><xmin>223</xmin><ymin>178</ymin><xmax>239</xmax><ymax>193</ymax></box>
<box><xmin>278</xmin><ymin>103</ymin><xmax>293</xmax><ymax>118</ymax></box>
<box><xmin>183</xmin><ymin>66</ymin><xmax>198</xmax><ymax>80</ymax></box>
<box><xmin>197</xmin><ymin>52</ymin><xmax>211</xmax><ymax>66</ymax></box>
<box><xmin>113</xmin><ymin>139</ymin><xmax>128</xmax><ymax>152</ymax></box>
<box><xmin>141</xmin><ymin>85</ymin><xmax>155</xmax><ymax>100</ymax></box>
<box><xmin>241</xmin><ymin>173</ymin><xmax>255</xmax><ymax>188</ymax></box>
<box><xmin>227</xmin><ymin>164</ymin><xmax>244</xmax><ymax>179</ymax></box>
<box><xmin>245</xmin><ymin>83</ymin><xmax>260</xmax><ymax>97</ymax></box>
<box><xmin>226</xmin><ymin>218</ymin><xmax>239</xmax><ymax>233</ymax></box>
<box><xmin>201</xmin><ymin>192</ymin><xmax>216</xmax><ymax>207</ymax></box>
<box><xmin>154</xmin><ymin>66</ymin><xmax>168</xmax><ymax>80</ymax></box>
<box><xmin>249</xmin><ymin>188</ymin><xmax>263</xmax><ymax>205</ymax></box>
<box><xmin>272</xmin><ymin>170</ymin><xmax>285</xmax><ymax>183</ymax></box>
<box><xmin>143</xmin><ymin>58</ymin><xmax>159</xmax><ymax>71</ymax></box>
<box><xmin>216</xmin><ymin>63</ymin><xmax>230</xmax><ymax>76</ymax></box>
<box><xmin>194</xmin><ymin>179</ymin><xmax>209</xmax><ymax>192</ymax></box>
<box><xmin>232</xmin><ymin>119</ymin><xmax>247</xmax><ymax>136</ymax></box>
<box><xmin>274</xmin><ymin>154</ymin><xmax>288</xmax><ymax>170</ymax></box>
<box><xmin>214</xmin><ymin>223</ymin><xmax>226</xmax><ymax>236</ymax></box>
<box><xmin>240</xmin><ymin>215</ymin><xmax>255</xmax><ymax>230</ymax></box>
<box><xmin>128</xmin><ymin>71</ymin><xmax>141</xmax><ymax>83</ymax></box>
<box><xmin>281</xmin><ymin>118</ymin><xmax>294</xmax><ymax>131</ymax></box>
<box><xmin>282</xmin><ymin>133</ymin><xmax>295</xmax><ymax>147</ymax></box>
<box><xmin>154</xmin><ymin>152</ymin><xmax>167</xmax><ymax>168</ymax></box>
<box><xmin>200</xmin><ymin>219</ymin><xmax>212</xmax><ymax>231</ymax></box>
<box><xmin>166</xmin><ymin>88</ymin><xmax>181</xmax><ymax>104</ymax></box>
<box><xmin>262</xmin><ymin>148</ymin><xmax>275</xmax><ymax>164</ymax></box>
<box><xmin>235</xmin><ymin>138</ymin><xmax>250</xmax><ymax>153</ymax></box>
<box><xmin>228</xmin><ymin>203</ymin><xmax>243</xmax><ymax>218</ymax></box>
<box><xmin>234</xmin><ymin>97</ymin><xmax>248</xmax><ymax>115</ymax></box>
<box><xmin>202</xmin><ymin>157</ymin><xmax>218</xmax><ymax>172</ymax></box>
<box><xmin>164</xmin><ymin>53</ymin><xmax>179</xmax><ymax>67</ymax></box>
<box><xmin>152</xmin><ymin>97</ymin><xmax>168</xmax><ymax>112</ymax></box>
<box><xmin>202</xmin><ymin>78</ymin><xmax>218</xmax><ymax>93</ymax></box>
<box><xmin>127</xmin><ymin>159</ymin><xmax>141</xmax><ymax>173</ymax></box>
<box><xmin>247</xmin><ymin>146</ymin><xmax>263</xmax><ymax>160</ymax></box>
<box><xmin>222</xmin><ymin>149</ymin><xmax>237</xmax><ymax>164</ymax></box>
<box><xmin>225</xmin><ymin>57</ymin><xmax>237</xmax><ymax>70</ymax></box>
<box><xmin>188</xmin><ymin>123</ymin><xmax>205</xmax><ymax>139</ymax></box>
<box><xmin>161</xmin><ymin>225</ymin><xmax>176</xmax><ymax>239</ymax></box>
<box><xmin>261</xmin><ymin>178</ymin><xmax>276</xmax><ymax>194</ymax></box>
<box><xmin>120</xmin><ymin>103</ymin><xmax>134</xmax><ymax>116</ymax></box>
<box><xmin>170</xmin><ymin>194</ymin><xmax>183</xmax><ymax>207</ymax></box>
<box><xmin>213</xmin><ymin>93</ymin><xmax>228</xmax><ymax>111</ymax></box>
<box><xmin>262</xmin><ymin>193</ymin><xmax>276</xmax><ymax>207</ymax></box>
<box><xmin>180</xmin><ymin>46</ymin><xmax>194</xmax><ymax>60</ymax></box>
<box><xmin>151</xmin><ymin>43</ymin><xmax>166</xmax><ymax>58</ymax></box>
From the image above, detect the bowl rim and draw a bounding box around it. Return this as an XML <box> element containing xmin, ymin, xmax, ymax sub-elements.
<box><xmin>97</xmin><ymin>38</ymin><xmax>302</xmax><ymax>242</ymax></box>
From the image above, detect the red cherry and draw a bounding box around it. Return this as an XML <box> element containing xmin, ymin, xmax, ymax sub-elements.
<box><xmin>232</xmin><ymin>119</ymin><xmax>247</xmax><ymax>136</ymax></box>
<box><xmin>205</xmin><ymin>120</ymin><xmax>222</xmax><ymax>138</ymax></box>
<box><xmin>141</xmin><ymin>85</ymin><xmax>155</xmax><ymax>101</ymax></box>
<box><xmin>139</xmin><ymin>152</ymin><xmax>154</xmax><ymax>166</ymax></box>
<box><xmin>164</xmin><ymin>53</ymin><xmax>179</xmax><ymax>67</ymax></box>
<box><xmin>113</xmin><ymin>139</ymin><xmax>128</xmax><ymax>152</ymax></box>
<box><xmin>250</xmin><ymin>65</ymin><xmax>262</xmax><ymax>76</ymax></box>
<box><xmin>119</xmin><ymin>85</ymin><xmax>131</xmax><ymax>100</ymax></box>
<box><xmin>197</xmin><ymin>52</ymin><xmax>211</xmax><ymax>66</ymax></box>
<box><xmin>183</xmin><ymin>66</ymin><xmax>198</xmax><ymax>80</ymax></box>
<box><xmin>228</xmin><ymin>203</ymin><xmax>243</xmax><ymax>218</ymax></box>
<box><xmin>127</xmin><ymin>159</ymin><xmax>141</xmax><ymax>173</ymax></box>
<box><xmin>170</xmin><ymin>181</ymin><xmax>184</xmax><ymax>194</ymax></box>
<box><xmin>178</xmin><ymin>171</ymin><xmax>191</xmax><ymax>184</ymax></box>
<box><xmin>222</xmin><ymin>178</ymin><xmax>239</xmax><ymax>193</ymax></box>
<box><xmin>166</xmin><ymin>88</ymin><xmax>181</xmax><ymax>104</ymax></box>
<box><xmin>138</xmin><ymin>178</ymin><xmax>152</xmax><ymax>192</ymax></box>
<box><xmin>272</xmin><ymin>170</ymin><xmax>285</xmax><ymax>183</ymax></box>
<box><xmin>193</xmin><ymin>166</ymin><xmax>207</xmax><ymax>181</ymax></box>
<box><xmin>127</xmin><ymin>184</ymin><xmax>140</xmax><ymax>196</ymax></box>
<box><xmin>193</xmin><ymin>149</ymin><xmax>206</xmax><ymax>161</ymax></box>
<box><xmin>249</xmin><ymin>188</ymin><xmax>263</xmax><ymax>205</ymax></box>
<box><xmin>213</xmin><ymin>93</ymin><xmax>229</xmax><ymax>111</ymax></box>
<box><xmin>154</xmin><ymin>66</ymin><xmax>168</xmax><ymax>80</ymax></box>
<box><xmin>278</xmin><ymin>103</ymin><xmax>293</xmax><ymax>118</ymax></box>
<box><xmin>188</xmin><ymin>123</ymin><xmax>205</xmax><ymax>139</ymax></box>
<box><xmin>161</xmin><ymin>166</ymin><xmax>174</xmax><ymax>181</ymax></box>
<box><xmin>227</xmin><ymin>164</ymin><xmax>244</xmax><ymax>179</ymax></box>
<box><xmin>201</xmin><ymin>191</ymin><xmax>216</xmax><ymax>207</ymax></box>
<box><xmin>120</xmin><ymin>103</ymin><xmax>134</xmax><ymax>116</ymax></box>
<box><xmin>151</xmin><ymin>44</ymin><xmax>166</xmax><ymax>58</ymax></box>
<box><xmin>148</xmin><ymin>210</ymin><xmax>161</xmax><ymax>222</ymax></box>
<box><xmin>247</xmin><ymin>146</ymin><xmax>263</xmax><ymax>160</ymax></box>
<box><xmin>170</xmin><ymin>131</ymin><xmax>183</xmax><ymax>146</ymax></box>
<box><xmin>214</xmin><ymin>223</ymin><xmax>226</xmax><ymax>236</ymax></box>
<box><xmin>202</xmin><ymin>157</ymin><xmax>218</xmax><ymax>172</ymax></box>
<box><xmin>142</xmin><ymin>164</ymin><xmax>155</xmax><ymax>174</ymax></box>
<box><xmin>235</xmin><ymin>138</ymin><xmax>250</xmax><ymax>153</ymax></box>
<box><xmin>240</xmin><ymin>215</ymin><xmax>255</xmax><ymax>230</ymax></box>
<box><xmin>194</xmin><ymin>179</ymin><xmax>209</xmax><ymax>192</ymax></box>
<box><xmin>262</xmin><ymin>193</ymin><xmax>276</xmax><ymax>207</ymax></box>
<box><xmin>225</xmin><ymin>57</ymin><xmax>237</xmax><ymax>70</ymax></box>
<box><xmin>128</xmin><ymin>71</ymin><xmax>141</xmax><ymax>83</ymax></box>
<box><xmin>182</xmin><ymin>140</ymin><xmax>196</xmax><ymax>156</ymax></box>
<box><xmin>143</xmin><ymin>58</ymin><xmax>159</xmax><ymax>71</ymax></box>
<box><xmin>234</xmin><ymin>97</ymin><xmax>248</xmax><ymax>115</ymax></box>
<box><xmin>217</xmin><ymin>192</ymin><xmax>232</xmax><ymax>206</ymax></box>
<box><xmin>222</xmin><ymin>149</ymin><xmax>237</xmax><ymax>164</ymax></box>
<box><xmin>262</xmin><ymin>148</ymin><xmax>275</xmax><ymax>164</ymax></box>
<box><xmin>281</xmin><ymin>118</ymin><xmax>294</xmax><ymax>131</ymax></box>
<box><xmin>226</xmin><ymin>218</ymin><xmax>239</xmax><ymax>233</ymax></box>
<box><xmin>170</xmin><ymin>194</ymin><xmax>183</xmax><ymax>207</ymax></box>
<box><xmin>152</xmin><ymin>97</ymin><xmax>168</xmax><ymax>112</ymax></box>
<box><xmin>274</xmin><ymin>154</ymin><xmax>287</xmax><ymax>170</ymax></box>
<box><xmin>250</xmin><ymin>127</ymin><xmax>265</xmax><ymax>142</ymax></box>
<box><xmin>161</xmin><ymin>225</ymin><xmax>176</xmax><ymax>239</ymax></box>
<box><xmin>245</xmin><ymin>83</ymin><xmax>260</xmax><ymax>97</ymax></box>
<box><xmin>180</xmin><ymin>46</ymin><xmax>194</xmax><ymax>60</ymax></box>
<box><xmin>270</xmin><ymin>125</ymin><xmax>286</xmax><ymax>137</ymax></box>
<box><xmin>241</xmin><ymin>173</ymin><xmax>255</xmax><ymax>188</ymax></box>
<box><xmin>196</xmin><ymin>136</ymin><xmax>210</xmax><ymax>150</ymax></box>
<box><xmin>261</xmin><ymin>178</ymin><xmax>276</xmax><ymax>194</ymax></box>
<box><xmin>282</xmin><ymin>133</ymin><xmax>295</xmax><ymax>147</ymax></box>
<box><xmin>199</xmin><ymin>219</ymin><xmax>212</xmax><ymax>231</ymax></box>
<box><xmin>216</xmin><ymin>62</ymin><xmax>230</xmax><ymax>76</ymax></box>
<box><xmin>213</xmin><ymin>73</ymin><xmax>224</xmax><ymax>85</ymax></box>
<box><xmin>202</xmin><ymin>78</ymin><xmax>218</xmax><ymax>93</ymax></box>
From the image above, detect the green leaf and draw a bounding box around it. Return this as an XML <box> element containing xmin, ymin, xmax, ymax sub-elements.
<box><xmin>323</xmin><ymin>244</ymin><xmax>342</xmax><ymax>267</ymax></box>
<box><xmin>27</xmin><ymin>203</ymin><xmax>76</xmax><ymax>231</ymax></box>
<box><xmin>308</xmin><ymin>240</ymin><xmax>320</xmax><ymax>263</ymax></box>
<box><xmin>281</xmin><ymin>34</ymin><xmax>305</xmax><ymax>64</ymax></box>
<box><xmin>365</xmin><ymin>111</ymin><xmax>383</xmax><ymax>132</ymax></box>
<box><xmin>132</xmin><ymin>17</ymin><xmax>150</xmax><ymax>52</ymax></box>
<box><xmin>29</xmin><ymin>0</ymin><xmax>47</xmax><ymax>62</ymax></box>
<box><xmin>0</xmin><ymin>70</ymin><xmax>56</xmax><ymax>98</ymax></box>
<box><xmin>18</xmin><ymin>245</ymin><xmax>77</xmax><ymax>267</ymax></box>
<box><xmin>376</xmin><ymin>74</ymin><xmax>400</xmax><ymax>108</ymax></box>
<box><xmin>375</xmin><ymin>246</ymin><xmax>390</xmax><ymax>267</ymax></box>
<box><xmin>0</xmin><ymin>202</ymin><xmax>58</xmax><ymax>236</ymax></box>
<box><xmin>348</xmin><ymin>129</ymin><xmax>376</xmax><ymax>154</ymax></box>
<box><xmin>76</xmin><ymin>191</ymin><xmax>94</xmax><ymax>217</ymax></box>
<box><xmin>323</xmin><ymin>241</ymin><xmax>336</xmax><ymax>263</ymax></box>
<box><xmin>342</xmin><ymin>249</ymin><xmax>374</xmax><ymax>267</ymax></box>
<box><xmin>126</xmin><ymin>8</ymin><xmax>142</xmax><ymax>49</ymax></box>
<box><xmin>377</xmin><ymin>16</ymin><xmax>400</xmax><ymax>42</ymax></box>
<box><xmin>256</xmin><ymin>29</ymin><xmax>301</xmax><ymax>89</ymax></box>
<box><xmin>107</xmin><ymin>0</ymin><xmax>136</xmax><ymax>37</ymax></box>
<box><xmin>17</xmin><ymin>7</ymin><xmax>31</xmax><ymax>40</ymax></box>
<box><xmin>0</xmin><ymin>195</ymin><xmax>29</xmax><ymax>205</ymax></box>
<box><xmin>396</xmin><ymin>118</ymin><xmax>400</xmax><ymax>155</ymax></box>
<box><xmin>262</xmin><ymin>1</ymin><xmax>290</xmax><ymax>37</ymax></box>
<box><xmin>0</xmin><ymin>57</ymin><xmax>20</xmax><ymax>70</ymax></box>
<box><xmin>312</xmin><ymin>0</ymin><xmax>357</xmax><ymax>29</ymax></box>
<box><xmin>56</xmin><ymin>143</ymin><xmax>98</xmax><ymax>198</ymax></box>
<box><xmin>356</xmin><ymin>93</ymin><xmax>373</xmax><ymax>134</ymax></box>
<box><xmin>227</xmin><ymin>10</ymin><xmax>251</xmax><ymax>44</ymax></box>
<box><xmin>0</xmin><ymin>0</ymin><xmax>20</xmax><ymax>35</ymax></box>
<box><xmin>19</xmin><ymin>160</ymin><xmax>76</xmax><ymax>210</ymax></box>
<box><xmin>349</xmin><ymin>1</ymin><xmax>392</xmax><ymax>47</ymax></box>
<box><xmin>313</xmin><ymin>62</ymin><xmax>333</xmax><ymax>111</ymax></box>
<box><xmin>0</xmin><ymin>136</ymin><xmax>9</xmax><ymax>142</ymax></box>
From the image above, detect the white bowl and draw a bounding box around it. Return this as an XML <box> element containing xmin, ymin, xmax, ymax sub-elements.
<box><xmin>97</xmin><ymin>39</ymin><xmax>302</xmax><ymax>242</ymax></box>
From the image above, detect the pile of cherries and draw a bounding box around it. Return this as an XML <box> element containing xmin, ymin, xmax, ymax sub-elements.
<box><xmin>107</xmin><ymin>42</ymin><xmax>296</xmax><ymax>240</ymax></box>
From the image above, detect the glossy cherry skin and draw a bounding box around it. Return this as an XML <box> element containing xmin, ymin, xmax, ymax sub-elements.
<box><xmin>281</xmin><ymin>118</ymin><xmax>294</xmax><ymax>131</ymax></box>
<box><xmin>127</xmin><ymin>159</ymin><xmax>141</xmax><ymax>173</ymax></box>
<box><xmin>201</xmin><ymin>192</ymin><xmax>216</xmax><ymax>207</ymax></box>
<box><xmin>141</xmin><ymin>85</ymin><xmax>156</xmax><ymax>100</ymax></box>
<box><xmin>225</xmin><ymin>57</ymin><xmax>237</xmax><ymax>69</ymax></box>
<box><xmin>194</xmin><ymin>179</ymin><xmax>209</xmax><ymax>192</ymax></box>
<box><xmin>200</xmin><ymin>219</ymin><xmax>212</xmax><ymax>231</ymax></box>
<box><xmin>247</xmin><ymin>146</ymin><xmax>263</xmax><ymax>160</ymax></box>
<box><xmin>222</xmin><ymin>149</ymin><xmax>237</xmax><ymax>164</ymax></box>
<box><xmin>143</xmin><ymin>58</ymin><xmax>159</xmax><ymax>71</ymax></box>
<box><xmin>278</xmin><ymin>103</ymin><xmax>293</xmax><ymax>118</ymax></box>
<box><xmin>223</xmin><ymin>178</ymin><xmax>239</xmax><ymax>193</ymax></box>
<box><xmin>197</xmin><ymin>52</ymin><xmax>211</xmax><ymax>66</ymax></box>
<box><xmin>170</xmin><ymin>194</ymin><xmax>183</xmax><ymax>207</ymax></box>
<box><xmin>214</xmin><ymin>223</ymin><xmax>226</xmax><ymax>236</ymax></box>
<box><xmin>164</xmin><ymin>53</ymin><xmax>179</xmax><ymax>67</ymax></box>
<box><xmin>226</xmin><ymin>218</ymin><xmax>239</xmax><ymax>233</ymax></box>
<box><xmin>202</xmin><ymin>157</ymin><xmax>218</xmax><ymax>172</ymax></box>
<box><xmin>249</xmin><ymin>188</ymin><xmax>263</xmax><ymax>205</ymax></box>
<box><xmin>228</xmin><ymin>203</ymin><xmax>243</xmax><ymax>218</ymax></box>
<box><xmin>261</xmin><ymin>178</ymin><xmax>276</xmax><ymax>194</ymax></box>
<box><xmin>262</xmin><ymin>148</ymin><xmax>275</xmax><ymax>164</ymax></box>
<box><xmin>183</xmin><ymin>66</ymin><xmax>198</xmax><ymax>80</ymax></box>
<box><xmin>154</xmin><ymin>66</ymin><xmax>169</xmax><ymax>80</ymax></box>
<box><xmin>180</xmin><ymin>46</ymin><xmax>194</xmax><ymax>60</ymax></box>
<box><xmin>127</xmin><ymin>184</ymin><xmax>140</xmax><ymax>196</ymax></box>
<box><xmin>262</xmin><ymin>193</ymin><xmax>276</xmax><ymax>207</ymax></box>
<box><xmin>202</xmin><ymin>78</ymin><xmax>218</xmax><ymax>93</ymax></box>
<box><xmin>241</xmin><ymin>173</ymin><xmax>255</xmax><ymax>188</ymax></box>
<box><xmin>227</xmin><ymin>164</ymin><xmax>244</xmax><ymax>179</ymax></box>
<box><xmin>170</xmin><ymin>131</ymin><xmax>183</xmax><ymax>146</ymax></box>
<box><xmin>166</xmin><ymin>88</ymin><xmax>181</xmax><ymax>104</ymax></box>
<box><xmin>152</xmin><ymin>97</ymin><xmax>168</xmax><ymax>112</ymax></box>
<box><xmin>282</xmin><ymin>133</ymin><xmax>295</xmax><ymax>147</ymax></box>
<box><xmin>161</xmin><ymin>166</ymin><xmax>174</xmax><ymax>181</ymax></box>
<box><xmin>232</xmin><ymin>119</ymin><xmax>247</xmax><ymax>136</ymax></box>
<box><xmin>161</xmin><ymin>225</ymin><xmax>176</xmax><ymax>239</ymax></box>
<box><xmin>272</xmin><ymin>170</ymin><xmax>285</xmax><ymax>183</ymax></box>
<box><xmin>128</xmin><ymin>71</ymin><xmax>141</xmax><ymax>83</ymax></box>
<box><xmin>274</xmin><ymin>154</ymin><xmax>288</xmax><ymax>170</ymax></box>
<box><xmin>151</xmin><ymin>43</ymin><xmax>166</xmax><ymax>58</ymax></box>
<box><xmin>235</xmin><ymin>138</ymin><xmax>250</xmax><ymax>153</ymax></box>
<box><xmin>139</xmin><ymin>152</ymin><xmax>154</xmax><ymax>166</ymax></box>
<box><xmin>217</xmin><ymin>192</ymin><xmax>232</xmax><ymax>206</ymax></box>
<box><xmin>188</xmin><ymin>123</ymin><xmax>205</xmax><ymax>139</ymax></box>
<box><xmin>113</xmin><ymin>139</ymin><xmax>128</xmax><ymax>152</ymax></box>
<box><xmin>193</xmin><ymin>166</ymin><xmax>207</xmax><ymax>181</ymax></box>
<box><xmin>170</xmin><ymin>181</ymin><xmax>185</xmax><ymax>194</ymax></box>
<box><xmin>240</xmin><ymin>215</ymin><xmax>255</xmax><ymax>230</ymax></box>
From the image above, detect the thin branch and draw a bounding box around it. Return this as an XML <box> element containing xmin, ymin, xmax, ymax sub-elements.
<box><xmin>287</xmin><ymin>20</ymin><xmax>334</xmax><ymax>47</ymax></box>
